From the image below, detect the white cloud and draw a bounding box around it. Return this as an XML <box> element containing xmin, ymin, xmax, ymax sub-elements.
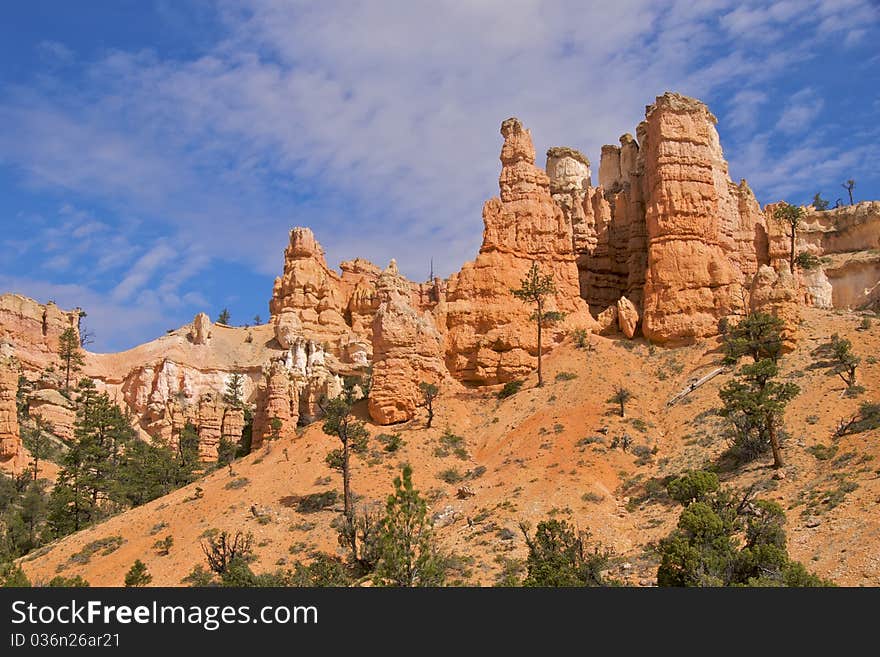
<box><xmin>775</xmin><ymin>88</ymin><xmax>825</xmax><ymax>135</ymax></box>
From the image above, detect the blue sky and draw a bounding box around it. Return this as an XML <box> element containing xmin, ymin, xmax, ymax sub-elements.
<box><xmin>1</xmin><ymin>1</ymin><xmax>878</xmax><ymax>352</ymax></box>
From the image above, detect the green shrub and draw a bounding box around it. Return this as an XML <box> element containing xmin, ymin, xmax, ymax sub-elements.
<box><xmin>497</xmin><ymin>381</ymin><xmax>523</xmax><ymax>399</ymax></box>
<box><xmin>520</xmin><ymin>519</ymin><xmax>615</xmax><ymax>587</ymax></box>
<box><xmin>666</xmin><ymin>471</ymin><xmax>720</xmax><ymax>506</ymax></box>
<box><xmin>438</xmin><ymin>468</ymin><xmax>464</xmax><ymax>484</ymax></box>
<box><xmin>376</xmin><ymin>433</ymin><xmax>405</xmax><ymax>453</ymax></box>
<box><xmin>68</xmin><ymin>536</ymin><xmax>124</xmax><ymax>565</ymax></box>
<box><xmin>807</xmin><ymin>444</ymin><xmax>838</xmax><ymax>461</ymax></box>
<box><xmin>555</xmin><ymin>371</ymin><xmax>578</xmax><ymax>381</ymax></box>
<box><xmin>295</xmin><ymin>490</ymin><xmax>339</xmax><ymax>513</ymax></box>
<box><xmin>795</xmin><ymin>252</ymin><xmax>821</xmax><ymax>270</ymax></box>
<box><xmin>224</xmin><ymin>477</ymin><xmax>250</xmax><ymax>490</ymax></box>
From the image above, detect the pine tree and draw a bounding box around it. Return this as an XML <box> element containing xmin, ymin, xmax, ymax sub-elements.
<box><xmin>722</xmin><ymin>312</ymin><xmax>785</xmax><ymax>364</ymax></box>
<box><xmin>177</xmin><ymin>422</ymin><xmax>201</xmax><ymax>479</ymax></box>
<box><xmin>47</xmin><ymin>379</ymin><xmax>136</xmax><ymax>537</ymax></box>
<box><xmin>719</xmin><ymin>360</ymin><xmax>799</xmax><ymax>469</ymax></box>
<box><xmin>812</xmin><ymin>193</ymin><xmax>829</xmax><ymax>211</ymax></box>
<box><xmin>828</xmin><ymin>333</ymin><xmax>860</xmax><ymax>389</ymax></box>
<box><xmin>223</xmin><ymin>373</ymin><xmax>245</xmax><ymax>408</ymax></box>
<box><xmin>58</xmin><ymin>327</ymin><xmax>85</xmax><ymax>392</ymax></box>
<box><xmin>720</xmin><ymin>313</ymin><xmax>797</xmax><ymax>469</ymax></box>
<box><xmin>124</xmin><ymin>560</ymin><xmax>152</xmax><ymax>587</ymax></box>
<box><xmin>374</xmin><ymin>465</ymin><xmax>446</xmax><ymax>587</ymax></box>
<box><xmin>217</xmin><ymin>308</ymin><xmax>231</xmax><ymax>324</ymax></box>
<box><xmin>417</xmin><ymin>382</ymin><xmax>439</xmax><ymax>428</ymax></box>
<box><xmin>520</xmin><ymin>519</ymin><xmax>613</xmax><ymax>587</ymax></box>
<box><xmin>322</xmin><ymin>381</ymin><xmax>369</xmax><ymax>561</ymax></box>
<box><xmin>512</xmin><ymin>262</ymin><xmax>563</xmax><ymax>387</ymax></box>
<box><xmin>772</xmin><ymin>203</ymin><xmax>805</xmax><ymax>273</ymax></box>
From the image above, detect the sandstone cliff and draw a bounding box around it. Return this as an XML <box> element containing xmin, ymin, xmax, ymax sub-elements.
<box><xmin>0</xmin><ymin>358</ymin><xmax>22</xmax><ymax>470</ymax></box>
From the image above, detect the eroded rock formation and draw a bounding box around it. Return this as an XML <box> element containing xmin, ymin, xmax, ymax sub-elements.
<box><xmin>0</xmin><ymin>358</ymin><xmax>22</xmax><ymax>467</ymax></box>
<box><xmin>0</xmin><ymin>295</ymin><xmax>81</xmax><ymax>370</ymax></box>
<box><xmin>369</xmin><ymin>262</ymin><xmax>445</xmax><ymax>424</ymax></box>
<box><xmin>750</xmin><ymin>263</ymin><xmax>801</xmax><ymax>351</ymax></box>
<box><xmin>1</xmin><ymin>91</ymin><xmax>878</xmax><ymax>449</ymax></box>
<box><xmin>28</xmin><ymin>388</ymin><xmax>76</xmax><ymax>442</ymax></box>
<box><xmin>640</xmin><ymin>93</ymin><xmax>742</xmax><ymax>343</ymax></box>
<box><xmin>443</xmin><ymin>118</ymin><xmax>596</xmax><ymax>383</ymax></box>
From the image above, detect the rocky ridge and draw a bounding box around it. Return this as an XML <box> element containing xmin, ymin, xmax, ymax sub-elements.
<box><xmin>1</xmin><ymin>91</ymin><xmax>878</xmax><ymax>449</ymax></box>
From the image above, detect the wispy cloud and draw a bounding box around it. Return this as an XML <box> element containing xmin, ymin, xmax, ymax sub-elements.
<box><xmin>775</xmin><ymin>88</ymin><xmax>825</xmax><ymax>135</ymax></box>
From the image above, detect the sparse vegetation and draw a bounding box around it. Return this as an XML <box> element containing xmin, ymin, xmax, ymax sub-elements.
<box><xmin>555</xmin><ymin>371</ymin><xmax>578</xmax><ymax>381</ymax></box>
<box><xmin>153</xmin><ymin>535</ymin><xmax>174</xmax><ymax>556</ymax></box>
<box><xmin>293</xmin><ymin>490</ymin><xmax>338</xmax><ymax>513</ymax></box>
<box><xmin>376</xmin><ymin>433</ymin><xmax>405</xmax><ymax>453</ymax></box>
<box><xmin>835</xmin><ymin>402</ymin><xmax>880</xmax><ymax>437</ymax></box>
<box><xmin>438</xmin><ymin>468</ymin><xmax>464</xmax><ymax>484</ymax></box>
<box><xmin>795</xmin><ymin>252</ymin><xmax>821</xmax><ymax>270</ymax></box>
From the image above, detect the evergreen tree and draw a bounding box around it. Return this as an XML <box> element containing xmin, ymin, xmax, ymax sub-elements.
<box><xmin>657</xmin><ymin>472</ymin><xmax>831</xmax><ymax>587</ymax></box>
<box><xmin>24</xmin><ymin>419</ymin><xmax>53</xmax><ymax>481</ymax></box>
<box><xmin>512</xmin><ymin>262</ymin><xmax>563</xmax><ymax>387</ymax></box>
<box><xmin>374</xmin><ymin>465</ymin><xmax>446</xmax><ymax>587</ymax></box>
<box><xmin>124</xmin><ymin>560</ymin><xmax>153</xmax><ymax>587</ymax></box>
<box><xmin>0</xmin><ymin>562</ymin><xmax>31</xmax><ymax>587</ymax></box>
<box><xmin>223</xmin><ymin>373</ymin><xmax>245</xmax><ymax>408</ymax></box>
<box><xmin>812</xmin><ymin>193</ymin><xmax>829</xmax><ymax>211</ymax></box>
<box><xmin>177</xmin><ymin>422</ymin><xmax>201</xmax><ymax>479</ymax></box>
<box><xmin>606</xmin><ymin>386</ymin><xmax>633</xmax><ymax>417</ymax></box>
<box><xmin>722</xmin><ymin>312</ymin><xmax>784</xmax><ymax>364</ymax></box>
<box><xmin>720</xmin><ymin>314</ymin><xmax>797</xmax><ymax>469</ymax></box>
<box><xmin>322</xmin><ymin>381</ymin><xmax>368</xmax><ymax>561</ymax></box>
<box><xmin>772</xmin><ymin>203</ymin><xmax>805</xmax><ymax>273</ymax></box>
<box><xmin>418</xmin><ymin>382</ymin><xmax>439</xmax><ymax>428</ymax></box>
<box><xmin>115</xmin><ymin>440</ymin><xmax>180</xmax><ymax>507</ymax></box>
<box><xmin>217</xmin><ymin>308</ymin><xmax>231</xmax><ymax>324</ymax></box>
<box><xmin>719</xmin><ymin>359</ymin><xmax>798</xmax><ymax>469</ymax></box>
<box><xmin>520</xmin><ymin>519</ymin><xmax>613</xmax><ymax>587</ymax></box>
<box><xmin>828</xmin><ymin>333</ymin><xmax>860</xmax><ymax>389</ymax></box>
<box><xmin>47</xmin><ymin>379</ymin><xmax>137</xmax><ymax>537</ymax></box>
<box><xmin>57</xmin><ymin>327</ymin><xmax>85</xmax><ymax>392</ymax></box>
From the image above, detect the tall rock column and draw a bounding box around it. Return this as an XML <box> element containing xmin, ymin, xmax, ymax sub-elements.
<box><xmin>369</xmin><ymin>261</ymin><xmax>446</xmax><ymax>425</ymax></box>
<box><xmin>269</xmin><ymin>227</ymin><xmax>350</xmax><ymax>350</ymax></box>
<box><xmin>252</xmin><ymin>360</ymin><xmax>298</xmax><ymax>448</ymax></box>
<box><xmin>444</xmin><ymin>118</ymin><xmax>596</xmax><ymax>384</ymax></box>
<box><xmin>0</xmin><ymin>359</ymin><xmax>23</xmax><ymax>470</ymax></box>
<box><xmin>641</xmin><ymin>93</ymin><xmax>738</xmax><ymax>343</ymax></box>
